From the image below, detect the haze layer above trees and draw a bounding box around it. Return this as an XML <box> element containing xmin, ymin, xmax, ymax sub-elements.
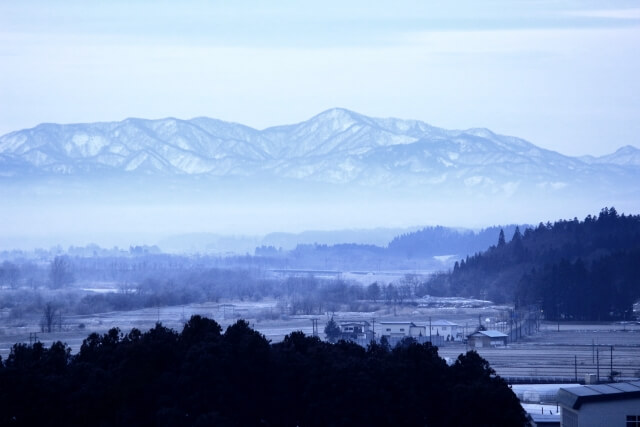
<box><xmin>1</xmin><ymin>109</ymin><xmax>639</xmax><ymax>244</ymax></box>
<box><xmin>3</xmin><ymin>208</ymin><xmax>638</xmax><ymax>322</ymax></box>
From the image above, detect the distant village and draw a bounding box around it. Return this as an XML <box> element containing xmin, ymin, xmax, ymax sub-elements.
<box><xmin>334</xmin><ymin>319</ymin><xmax>508</xmax><ymax>349</ymax></box>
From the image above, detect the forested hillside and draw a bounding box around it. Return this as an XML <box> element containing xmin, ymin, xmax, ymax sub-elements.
<box><xmin>427</xmin><ymin>208</ymin><xmax>640</xmax><ymax>320</ymax></box>
<box><xmin>387</xmin><ymin>225</ymin><xmax>522</xmax><ymax>258</ymax></box>
<box><xmin>0</xmin><ymin>316</ymin><xmax>526</xmax><ymax>426</ymax></box>
<box><xmin>252</xmin><ymin>225</ymin><xmax>524</xmax><ymax>271</ymax></box>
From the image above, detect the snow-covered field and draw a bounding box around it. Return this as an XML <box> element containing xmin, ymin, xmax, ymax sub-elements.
<box><xmin>0</xmin><ymin>297</ymin><xmax>503</xmax><ymax>357</ymax></box>
<box><xmin>2</xmin><ymin>297</ymin><xmax>639</xmax><ymax>385</ymax></box>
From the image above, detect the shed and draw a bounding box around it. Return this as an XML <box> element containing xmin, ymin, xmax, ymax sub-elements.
<box><xmin>467</xmin><ymin>330</ymin><xmax>508</xmax><ymax>348</ymax></box>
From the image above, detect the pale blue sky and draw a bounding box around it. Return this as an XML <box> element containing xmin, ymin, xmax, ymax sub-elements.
<box><xmin>1</xmin><ymin>1</ymin><xmax>639</xmax><ymax>155</ymax></box>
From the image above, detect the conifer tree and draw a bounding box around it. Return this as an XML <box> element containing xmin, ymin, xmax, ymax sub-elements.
<box><xmin>497</xmin><ymin>229</ymin><xmax>506</xmax><ymax>247</ymax></box>
<box><xmin>324</xmin><ymin>316</ymin><xmax>341</xmax><ymax>343</ymax></box>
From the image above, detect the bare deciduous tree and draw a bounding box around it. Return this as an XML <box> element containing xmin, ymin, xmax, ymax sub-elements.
<box><xmin>40</xmin><ymin>303</ymin><xmax>61</xmax><ymax>333</ymax></box>
<box><xmin>0</xmin><ymin>261</ymin><xmax>20</xmax><ymax>289</ymax></box>
<box><xmin>49</xmin><ymin>256</ymin><xmax>74</xmax><ymax>289</ymax></box>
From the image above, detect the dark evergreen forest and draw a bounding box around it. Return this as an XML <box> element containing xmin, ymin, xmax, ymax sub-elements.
<box><xmin>427</xmin><ymin>208</ymin><xmax>640</xmax><ymax>320</ymax></box>
<box><xmin>0</xmin><ymin>316</ymin><xmax>526</xmax><ymax>426</ymax></box>
<box><xmin>387</xmin><ymin>224</ymin><xmax>522</xmax><ymax>259</ymax></box>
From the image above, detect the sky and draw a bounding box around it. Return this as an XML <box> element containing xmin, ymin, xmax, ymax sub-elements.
<box><xmin>1</xmin><ymin>1</ymin><xmax>639</xmax><ymax>157</ymax></box>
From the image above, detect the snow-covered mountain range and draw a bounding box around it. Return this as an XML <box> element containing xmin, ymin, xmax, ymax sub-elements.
<box><xmin>1</xmin><ymin>108</ymin><xmax>638</xmax><ymax>195</ymax></box>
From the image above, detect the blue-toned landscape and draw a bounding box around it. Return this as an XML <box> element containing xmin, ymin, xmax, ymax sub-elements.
<box><xmin>1</xmin><ymin>2</ymin><xmax>639</xmax><ymax>426</ymax></box>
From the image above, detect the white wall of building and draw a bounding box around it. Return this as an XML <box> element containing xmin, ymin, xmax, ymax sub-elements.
<box><xmin>561</xmin><ymin>398</ymin><xmax>640</xmax><ymax>427</ymax></box>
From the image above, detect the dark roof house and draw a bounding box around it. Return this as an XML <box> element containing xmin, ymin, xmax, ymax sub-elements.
<box><xmin>467</xmin><ymin>330</ymin><xmax>508</xmax><ymax>348</ymax></box>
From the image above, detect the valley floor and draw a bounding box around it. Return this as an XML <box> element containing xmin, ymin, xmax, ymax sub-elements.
<box><xmin>2</xmin><ymin>298</ymin><xmax>639</xmax><ymax>385</ymax></box>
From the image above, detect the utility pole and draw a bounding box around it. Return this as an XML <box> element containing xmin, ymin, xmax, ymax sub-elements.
<box><xmin>429</xmin><ymin>316</ymin><xmax>432</xmax><ymax>344</ymax></box>
<box><xmin>371</xmin><ymin>317</ymin><xmax>376</xmax><ymax>342</ymax></box>
<box><xmin>596</xmin><ymin>347</ymin><xmax>600</xmax><ymax>384</ymax></box>
<box><xmin>610</xmin><ymin>346</ymin><xmax>614</xmax><ymax>381</ymax></box>
<box><xmin>464</xmin><ymin>322</ymin><xmax>468</xmax><ymax>351</ymax></box>
<box><xmin>574</xmin><ymin>355</ymin><xmax>578</xmax><ymax>383</ymax></box>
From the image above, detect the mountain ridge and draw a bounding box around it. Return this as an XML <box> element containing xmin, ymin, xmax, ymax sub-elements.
<box><xmin>1</xmin><ymin>108</ymin><xmax>638</xmax><ymax>196</ymax></box>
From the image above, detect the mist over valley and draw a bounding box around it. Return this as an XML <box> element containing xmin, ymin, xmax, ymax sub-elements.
<box><xmin>2</xmin><ymin>109</ymin><xmax>638</xmax><ymax>249</ymax></box>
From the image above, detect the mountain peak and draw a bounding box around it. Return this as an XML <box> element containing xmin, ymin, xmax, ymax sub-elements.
<box><xmin>580</xmin><ymin>144</ymin><xmax>640</xmax><ymax>166</ymax></box>
<box><xmin>615</xmin><ymin>145</ymin><xmax>639</xmax><ymax>154</ymax></box>
<box><xmin>312</xmin><ymin>107</ymin><xmax>361</xmax><ymax>120</ymax></box>
<box><xmin>463</xmin><ymin>128</ymin><xmax>495</xmax><ymax>138</ymax></box>
<box><xmin>306</xmin><ymin>108</ymin><xmax>364</xmax><ymax>129</ymax></box>
<box><xmin>601</xmin><ymin>144</ymin><xmax>640</xmax><ymax>166</ymax></box>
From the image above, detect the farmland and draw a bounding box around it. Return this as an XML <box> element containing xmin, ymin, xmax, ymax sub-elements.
<box><xmin>438</xmin><ymin>322</ymin><xmax>640</xmax><ymax>382</ymax></box>
<box><xmin>2</xmin><ymin>296</ymin><xmax>638</xmax><ymax>384</ymax></box>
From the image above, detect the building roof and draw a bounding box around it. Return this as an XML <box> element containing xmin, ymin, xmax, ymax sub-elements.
<box><xmin>469</xmin><ymin>330</ymin><xmax>508</xmax><ymax>338</ymax></box>
<box><xmin>379</xmin><ymin>321</ymin><xmax>416</xmax><ymax>326</ymax></box>
<box><xmin>338</xmin><ymin>320</ymin><xmax>370</xmax><ymax>326</ymax></box>
<box><xmin>430</xmin><ymin>320</ymin><xmax>459</xmax><ymax>326</ymax></box>
<box><xmin>557</xmin><ymin>381</ymin><xmax>640</xmax><ymax>409</ymax></box>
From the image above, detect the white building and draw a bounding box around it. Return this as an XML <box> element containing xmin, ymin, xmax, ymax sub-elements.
<box><xmin>378</xmin><ymin>321</ymin><xmax>426</xmax><ymax>338</ymax></box>
<box><xmin>429</xmin><ymin>320</ymin><xmax>461</xmax><ymax>341</ymax></box>
<box><xmin>557</xmin><ymin>381</ymin><xmax>640</xmax><ymax>427</ymax></box>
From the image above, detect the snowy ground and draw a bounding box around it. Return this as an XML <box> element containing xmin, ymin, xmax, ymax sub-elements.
<box><xmin>1</xmin><ymin>297</ymin><xmax>639</xmax><ymax>384</ymax></box>
<box><xmin>513</xmin><ymin>384</ymin><xmax>577</xmax><ymax>422</ymax></box>
<box><xmin>0</xmin><ymin>297</ymin><xmax>505</xmax><ymax>357</ymax></box>
<box><xmin>512</xmin><ymin>383</ymin><xmax>578</xmax><ymax>403</ymax></box>
<box><xmin>520</xmin><ymin>402</ymin><xmax>561</xmax><ymax>419</ymax></box>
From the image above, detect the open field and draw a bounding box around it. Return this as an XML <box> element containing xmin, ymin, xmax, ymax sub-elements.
<box><xmin>0</xmin><ymin>297</ymin><xmax>504</xmax><ymax>357</ymax></box>
<box><xmin>439</xmin><ymin>322</ymin><xmax>640</xmax><ymax>382</ymax></box>
<box><xmin>1</xmin><ymin>299</ymin><xmax>639</xmax><ymax>384</ymax></box>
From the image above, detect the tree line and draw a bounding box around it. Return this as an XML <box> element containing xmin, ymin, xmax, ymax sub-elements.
<box><xmin>2</xmin><ymin>224</ymin><xmax>516</xmax><ymax>281</ymax></box>
<box><xmin>427</xmin><ymin>207</ymin><xmax>640</xmax><ymax>320</ymax></box>
<box><xmin>0</xmin><ymin>315</ymin><xmax>526</xmax><ymax>426</ymax></box>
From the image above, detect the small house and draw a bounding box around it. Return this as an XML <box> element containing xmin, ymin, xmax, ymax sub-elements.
<box><xmin>467</xmin><ymin>330</ymin><xmax>508</xmax><ymax>348</ymax></box>
<box><xmin>338</xmin><ymin>320</ymin><xmax>373</xmax><ymax>341</ymax></box>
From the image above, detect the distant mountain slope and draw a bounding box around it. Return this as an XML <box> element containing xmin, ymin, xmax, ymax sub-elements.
<box><xmin>251</xmin><ymin>224</ymin><xmax>528</xmax><ymax>272</ymax></box>
<box><xmin>387</xmin><ymin>225</ymin><xmax>525</xmax><ymax>258</ymax></box>
<box><xmin>1</xmin><ymin>108</ymin><xmax>638</xmax><ymax>196</ymax></box>
<box><xmin>580</xmin><ymin>145</ymin><xmax>640</xmax><ymax>166</ymax></box>
<box><xmin>155</xmin><ymin>225</ymin><xmax>518</xmax><ymax>259</ymax></box>
<box><xmin>2</xmin><ymin>109</ymin><xmax>639</xmax><ymax>244</ymax></box>
<box><xmin>260</xmin><ymin>227</ymin><xmax>422</xmax><ymax>251</ymax></box>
